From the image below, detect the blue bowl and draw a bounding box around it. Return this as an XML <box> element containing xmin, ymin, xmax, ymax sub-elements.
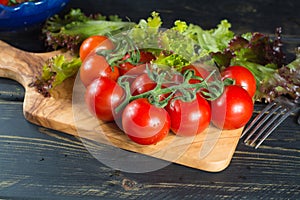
<box><xmin>0</xmin><ymin>0</ymin><xmax>69</xmax><ymax>30</ymax></box>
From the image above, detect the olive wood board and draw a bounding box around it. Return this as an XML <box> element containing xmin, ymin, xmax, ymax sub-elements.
<box><xmin>0</xmin><ymin>40</ymin><xmax>243</xmax><ymax>172</ymax></box>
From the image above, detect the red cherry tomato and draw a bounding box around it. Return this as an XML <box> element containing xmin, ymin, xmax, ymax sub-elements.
<box><xmin>125</xmin><ymin>64</ymin><xmax>148</xmax><ymax>77</ymax></box>
<box><xmin>211</xmin><ymin>85</ymin><xmax>254</xmax><ymax>130</ymax></box>
<box><xmin>181</xmin><ymin>64</ymin><xmax>213</xmax><ymax>83</ymax></box>
<box><xmin>221</xmin><ymin>65</ymin><xmax>256</xmax><ymax>98</ymax></box>
<box><xmin>139</xmin><ymin>51</ymin><xmax>156</xmax><ymax>63</ymax></box>
<box><xmin>122</xmin><ymin>98</ymin><xmax>170</xmax><ymax>145</ymax></box>
<box><xmin>120</xmin><ymin>64</ymin><xmax>150</xmax><ymax>86</ymax></box>
<box><xmin>118</xmin><ymin>53</ymin><xmax>135</xmax><ymax>75</ymax></box>
<box><xmin>0</xmin><ymin>0</ymin><xmax>8</xmax><ymax>5</ymax></box>
<box><xmin>79</xmin><ymin>35</ymin><xmax>114</xmax><ymax>61</ymax></box>
<box><xmin>80</xmin><ymin>53</ymin><xmax>119</xmax><ymax>87</ymax></box>
<box><xmin>182</xmin><ymin>64</ymin><xmax>204</xmax><ymax>84</ymax></box>
<box><xmin>119</xmin><ymin>51</ymin><xmax>155</xmax><ymax>75</ymax></box>
<box><xmin>166</xmin><ymin>93</ymin><xmax>211</xmax><ymax>136</ymax></box>
<box><xmin>85</xmin><ymin>77</ymin><xmax>124</xmax><ymax>122</ymax></box>
<box><xmin>181</xmin><ymin>64</ymin><xmax>215</xmax><ymax>98</ymax></box>
<box><xmin>130</xmin><ymin>73</ymin><xmax>157</xmax><ymax>95</ymax></box>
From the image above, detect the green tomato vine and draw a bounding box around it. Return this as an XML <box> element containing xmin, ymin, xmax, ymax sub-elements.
<box><xmin>115</xmin><ymin>63</ymin><xmax>224</xmax><ymax>114</ymax></box>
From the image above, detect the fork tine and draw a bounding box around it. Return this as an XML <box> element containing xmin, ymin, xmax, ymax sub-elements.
<box><xmin>241</xmin><ymin>96</ymin><xmax>300</xmax><ymax>149</ymax></box>
<box><xmin>241</xmin><ymin>101</ymin><xmax>278</xmax><ymax>140</ymax></box>
<box><xmin>254</xmin><ymin>108</ymin><xmax>295</xmax><ymax>149</ymax></box>
<box><xmin>247</xmin><ymin>106</ymin><xmax>284</xmax><ymax>145</ymax></box>
<box><xmin>249</xmin><ymin>107</ymin><xmax>286</xmax><ymax>146</ymax></box>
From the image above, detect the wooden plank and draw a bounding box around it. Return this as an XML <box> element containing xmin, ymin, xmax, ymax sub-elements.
<box><xmin>0</xmin><ymin>100</ymin><xmax>299</xmax><ymax>199</ymax></box>
<box><xmin>0</xmin><ymin>78</ymin><xmax>24</xmax><ymax>101</ymax></box>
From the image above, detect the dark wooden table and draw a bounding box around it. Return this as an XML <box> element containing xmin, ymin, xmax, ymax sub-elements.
<box><xmin>0</xmin><ymin>0</ymin><xmax>299</xmax><ymax>199</ymax></box>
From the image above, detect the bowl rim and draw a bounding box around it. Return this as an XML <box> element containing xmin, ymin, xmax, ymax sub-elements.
<box><xmin>0</xmin><ymin>0</ymin><xmax>69</xmax><ymax>12</ymax></box>
<box><xmin>0</xmin><ymin>0</ymin><xmax>69</xmax><ymax>30</ymax></box>
<box><xmin>0</xmin><ymin>1</ymin><xmax>46</xmax><ymax>11</ymax></box>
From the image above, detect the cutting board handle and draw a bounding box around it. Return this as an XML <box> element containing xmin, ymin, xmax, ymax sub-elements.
<box><xmin>0</xmin><ymin>40</ymin><xmax>59</xmax><ymax>88</ymax></box>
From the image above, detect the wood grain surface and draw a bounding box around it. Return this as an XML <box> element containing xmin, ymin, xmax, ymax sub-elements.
<box><xmin>0</xmin><ymin>97</ymin><xmax>299</xmax><ymax>199</ymax></box>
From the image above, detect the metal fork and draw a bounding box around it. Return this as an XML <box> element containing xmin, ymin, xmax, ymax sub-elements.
<box><xmin>241</xmin><ymin>96</ymin><xmax>300</xmax><ymax>149</ymax></box>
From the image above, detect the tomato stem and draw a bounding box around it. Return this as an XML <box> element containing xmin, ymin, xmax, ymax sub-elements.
<box><xmin>115</xmin><ymin>65</ymin><xmax>224</xmax><ymax>113</ymax></box>
<box><xmin>97</xmin><ymin>33</ymin><xmax>140</xmax><ymax>67</ymax></box>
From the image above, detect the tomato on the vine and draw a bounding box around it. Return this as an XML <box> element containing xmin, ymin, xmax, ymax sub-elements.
<box><xmin>221</xmin><ymin>65</ymin><xmax>256</xmax><ymax>98</ymax></box>
<box><xmin>119</xmin><ymin>51</ymin><xmax>155</xmax><ymax>75</ymax></box>
<box><xmin>211</xmin><ymin>85</ymin><xmax>254</xmax><ymax>130</ymax></box>
<box><xmin>80</xmin><ymin>53</ymin><xmax>119</xmax><ymax>87</ymax></box>
<box><xmin>181</xmin><ymin>65</ymin><xmax>214</xmax><ymax>98</ymax></box>
<box><xmin>118</xmin><ymin>53</ymin><xmax>135</xmax><ymax>75</ymax></box>
<box><xmin>0</xmin><ymin>0</ymin><xmax>8</xmax><ymax>5</ymax></box>
<box><xmin>139</xmin><ymin>51</ymin><xmax>156</xmax><ymax>63</ymax></box>
<box><xmin>130</xmin><ymin>73</ymin><xmax>157</xmax><ymax>95</ymax></box>
<box><xmin>85</xmin><ymin>76</ymin><xmax>124</xmax><ymax>122</ymax></box>
<box><xmin>120</xmin><ymin>64</ymin><xmax>152</xmax><ymax>87</ymax></box>
<box><xmin>181</xmin><ymin>64</ymin><xmax>213</xmax><ymax>83</ymax></box>
<box><xmin>182</xmin><ymin>65</ymin><xmax>204</xmax><ymax>84</ymax></box>
<box><xmin>166</xmin><ymin>93</ymin><xmax>211</xmax><ymax>136</ymax></box>
<box><xmin>122</xmin><ymin>98</ymin><xmax>170</xmax><ymax>145</ymax></box>
<box><xmin>79</xmin><ymin>35</ymin><xmax>115</xmax><ymax>61</ymax></box>
<box><xmin>123</xmin><ymin>63</ymin><xmax>148</xmax><ymax>77</ymax></box>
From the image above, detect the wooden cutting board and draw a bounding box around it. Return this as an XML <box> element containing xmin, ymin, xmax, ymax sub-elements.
<box><xmin>0</xmin><ymin>40</ymin><xmax>243</xmax><ymax>172</ymax></box>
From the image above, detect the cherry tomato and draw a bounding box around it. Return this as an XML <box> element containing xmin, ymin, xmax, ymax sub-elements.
<box><xmin>182</xmin><ymin>64</ymin><xmax>213</xmax><ymax>83</ymax></box>
<box><xmin>80</xmin><ymin>53</ymin><xmax>119</xmax><ymax>87</ymax></box>
<box><xmin>166</xmin><ymin>93</ymin><xmax>211</xmax><ymax>136</ymax></box>
<box><xmin>124</xmin><ymin>64</ymin><xmax>148</xmax><ymax>77</ymax></box>
<box><xmin>118</xmin><ymin>53</ymin><xmax>135</xmax><ymax>75</ymax></box>
<box><xmin>130</xmin><ymin>73</ymin><xmax>157</xmax><ymax>95</ymax></box>
<box><xmin>120</xmin><ymin>64</ymin><xmax>150</xmax><ymax>86</ymax></box>
<box><xmin>119</xmin><ymin>51</ymin><xmax>155</xmax><ymax>75</ymax></box>
<box><xmin>139</xmin><ymin>51</ymin><xmax>156</xmax><ymax>63</ymax></box>
<box><xmin>79</xmin><ymin>35</ymin><xmax>114</xmax><ymax>61</ymax></box>
<box><xmin>182</xmin><ymin>64</ymin><xmax>205</xmax><ymax>84</ymax></box>
<box><xmin>221</xmin><ymin>65</ymin><xmax>256</xmax><ymax>98</ymax></box>
<box><xmin>122</xmin><ymin>98</ymin><xmax>170</xmax><ymax>145</ymax></box>
<box><xmin>211</xmin><ymin>85</ymin><xmax>254</xmax><ymax>130</ymax></box>
<box><xmin>0</xmin><ymin>0</ymin><xmax>8</xmax><ymax>5</ymax></box>
<box><xmin>85</xmin><ymin>76</ymin><xmax>124</xmax><ymax>122</ymax></box>
<box><xmin>181</xmin><ymin>65</ymin><xmax>214</xmax><ymax>98</ymax></box>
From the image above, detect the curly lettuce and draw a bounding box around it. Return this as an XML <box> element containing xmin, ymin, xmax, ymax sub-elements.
<box><xmin>39</xmin><ymin>10</ymin><xmax>300</xmax><ymax>102</ymax></box>
<box><xmin>129</xmin><ymin>12</ymin><xmax>234</xmax><ymax>70</ymax></box>
<box><xmin>30</xmin><ymin>55</ymin><xmax>82</xmax><ymax>97</ymax></box>
<box><xmin>43</xmin><ymin>9</ymin><xmax>135</xmax><ymax>54</ymax></box>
